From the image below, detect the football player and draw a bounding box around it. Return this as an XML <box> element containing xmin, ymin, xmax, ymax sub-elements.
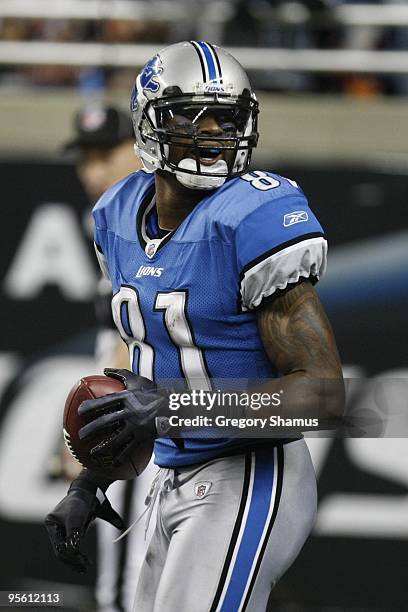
<box><xmin>46</xmin><ymin>42</ymin><xmax>344</xmax><ymax>612</ymax></box>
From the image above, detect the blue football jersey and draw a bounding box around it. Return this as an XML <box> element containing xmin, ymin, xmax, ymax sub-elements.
<box><xmin>93</xmin><ymin>169</ymin><xmax>327</xmax><ymax>467</ymax></box>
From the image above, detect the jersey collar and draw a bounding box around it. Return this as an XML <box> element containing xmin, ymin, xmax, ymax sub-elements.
<box><xmin>137</xmin><ymin>191</ymin><xmax>174</xmax><ymax>258</ymax></box>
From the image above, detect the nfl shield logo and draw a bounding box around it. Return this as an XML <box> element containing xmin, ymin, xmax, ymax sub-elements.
<box><xmin>194</xmin><ymin>481</ymin><xmax>212</xmax><ymax>499</ymax></box>
<box><xmin>145</xmin><ymin>240</ymin><xmax>159</xmax><ymax>258</ymax></box>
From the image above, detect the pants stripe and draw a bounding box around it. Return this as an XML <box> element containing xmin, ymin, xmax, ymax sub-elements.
<box><xmin>210</xmin><ymin>447</ymin><xmax>284</xmax><ymax>612</ymax></box>
<box><xmin>219</xmin><ymin>448</ymin><xmax>277</xmax><ymax>612</ymax></box>
<box><xmin>209</xmin><ymin>452</ymin><xmax>252</xmax><ymax>612</ymax></box>
<box><xmin>216</xmin><ymin>453</ymin><xmax>257</xmax><ymax>610</ymax></box>
<box><xmin>241</xmin><ymin>445</ymin><xmax>284</xmax><ymax>611</ymax></box>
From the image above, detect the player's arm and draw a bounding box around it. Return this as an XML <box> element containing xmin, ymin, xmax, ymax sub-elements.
<box><xmin>233</xmin><ymin>184</ymin><xmax>344</xmax><ymax>426</ymax></box>
<box><xmin>254</xmin><ymin>279</ymin><xmax>345</xmax><ymax>423</ymax></box>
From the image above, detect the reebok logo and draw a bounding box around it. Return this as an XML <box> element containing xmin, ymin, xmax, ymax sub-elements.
<box><xmin>283</xmin><ymin>211</ymin><xmax>308</xmax><ymax>227</ymax></box>
<box><xmin>136</xmin><ymin>265</ymin><xmax>163</xmax><ymax>278</ymax></box>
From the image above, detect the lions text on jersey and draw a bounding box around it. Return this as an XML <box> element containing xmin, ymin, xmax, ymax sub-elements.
<box><xmin>93</xmin><ymin>169</ymin><xmax>327</xmax><ymax>467</ymax></box>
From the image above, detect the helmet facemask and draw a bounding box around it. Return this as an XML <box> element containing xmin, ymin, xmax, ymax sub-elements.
<box><xmin>135</xmin><ymin>90</ymin><xmax>259</xmax><ymax>190</ymax></box>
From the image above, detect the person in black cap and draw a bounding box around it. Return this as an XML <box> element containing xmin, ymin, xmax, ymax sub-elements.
<box><xmin>61</xmin><ymin>104</ymin><xmax>155</xmax><ymax>612</ymax></box>
<box><xmin>64</xmin><ymin>104</ymin><xmax>141</xmax><ymax>204</ymax></box>
<box><xmin>63</xmin><ymin>103</ymin><xmax>143</xmax><ymax>364</ymax></box>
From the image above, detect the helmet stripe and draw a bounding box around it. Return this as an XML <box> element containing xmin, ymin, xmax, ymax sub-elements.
<box><xmin>197</xmin><ymin>41</ymin><xmax>218</xmax><ymax>81</ymax></box>
<box><xmin>207</xmin><ymin>42</ymin><xmax>223</xmax><ymax>84</ymax></box>
<box><xmin>190</xmin><ymin>40</ymin><xmax>207</xmax><ymax>81</ymax></box>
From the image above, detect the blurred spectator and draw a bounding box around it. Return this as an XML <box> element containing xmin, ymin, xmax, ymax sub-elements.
<box><xmin>0</xmin><ymin>9</ymin><xmax>170</xmax><ymax>90</ymax></box>
<box><xmin>225</xmin><ymin>0</ymin><xmax>328</xmax><ymax>92</ymax></box>
<box><xmin>64</xmin><ymin>104</ymin><xmax>138</xmax><ymax>206</ymax></box>
<box><xmin>382</xmin><ymin>0</ymin><xmax>408</xmax><ymax>95</ymax></box>
<box><xmin>2</xmin><ymin>0</ymin><xmax>408</xmax><ymax>96</ymax></box>
<box><xmin>335</xmin><ymin>0</ymin><xmax>383</xmax><ymax>97</ymax></box>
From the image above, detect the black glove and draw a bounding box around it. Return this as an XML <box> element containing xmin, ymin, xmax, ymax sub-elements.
<box><xmin>78</xmin><ymin>369</ymin><xmax>172</xmax><ymax>466</ymax></box>
<box><xmin>45</xmin><ymin>469</ymin><xmax>123</xmax><ymax>574</ymax></box>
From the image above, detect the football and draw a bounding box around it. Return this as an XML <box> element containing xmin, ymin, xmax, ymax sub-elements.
<box><xmin>63</xmin><ymin>374</ymin><xmax>154</xmax><ymax>480</ymax></box>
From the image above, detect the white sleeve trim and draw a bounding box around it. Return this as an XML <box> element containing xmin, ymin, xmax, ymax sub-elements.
<box><xmin>94</xmin><ymin>241</ymin><xmax>111</xmax><ymax>282</ymax></box>
<box><xmin>240</xmin><ymin>236</ymin><xmax>328</xmax><ymax>311</ymax></box>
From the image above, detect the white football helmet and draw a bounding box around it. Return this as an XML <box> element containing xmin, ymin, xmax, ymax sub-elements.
<box><xmin>131</xmin><ymin>41</ymin><xmax>259</xmax><ymax>190</ymax></box>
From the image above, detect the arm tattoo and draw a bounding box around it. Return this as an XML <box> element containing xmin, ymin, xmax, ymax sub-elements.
<box><xmin>257</xmin><ymin>280</ymin><xmax>342</xmax><ymax>377</ymax></box>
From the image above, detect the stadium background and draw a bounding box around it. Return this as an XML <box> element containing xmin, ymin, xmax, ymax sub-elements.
<box><xmin>0</xmin><ymin>2</ymin><xmax>407</xmax><ymax>610</ymax></box>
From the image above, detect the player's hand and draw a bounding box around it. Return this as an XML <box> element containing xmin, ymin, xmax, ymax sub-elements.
<box><xmin>45</xmin><ymin>470</ymin><xmax>123</xmax><ymax>574</ymax></box>
<box><xmin>78</xmin><ymin>368</ymin><xmax>171</xmax><ymax>465</ymax></box>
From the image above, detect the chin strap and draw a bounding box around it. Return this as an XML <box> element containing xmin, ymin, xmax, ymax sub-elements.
<box><xmin>175</xmin><ymin>158</ymin><xmax>228</xmax><ymax>190</ymax></box>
